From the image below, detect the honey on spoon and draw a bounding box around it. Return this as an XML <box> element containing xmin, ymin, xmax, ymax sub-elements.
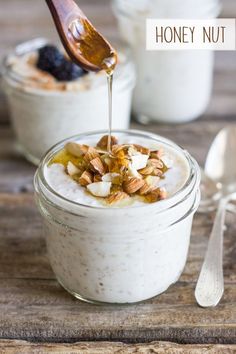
<box><xmin>45</xmin><ymin>0</ymin><xmax>117</xmax><ymax>151</ymax></box>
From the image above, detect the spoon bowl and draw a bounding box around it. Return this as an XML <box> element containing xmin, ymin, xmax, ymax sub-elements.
<box><xmin>45</xmin><ymin>0</ymin><xmax>117</xmax><ymax>72</ymax></box>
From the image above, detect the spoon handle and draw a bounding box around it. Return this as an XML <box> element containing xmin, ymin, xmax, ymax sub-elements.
<box><xmin>195</xmin><ymin>198</ymin><xmax>227</xmax><ymax>307</ymax></box>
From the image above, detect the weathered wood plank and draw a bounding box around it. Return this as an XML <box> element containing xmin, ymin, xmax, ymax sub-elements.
<box><xmin>0</xmin><ymin>280</ymin><xmax>235</xmax><ymax>343</ymax></box>
<box><xmin>0</xmin><ymin>340</ymin><xmax>235</xmax><ymax>354</ymax></box>
<box><xmin>0</xmin><ymin>193</ymin><xmax>235</xmax><ymax>284</ymax></box>
<box><xmin>0</xmin><ymin>193</ymin><xmax>235</xmax><ymax>343</ymax></box>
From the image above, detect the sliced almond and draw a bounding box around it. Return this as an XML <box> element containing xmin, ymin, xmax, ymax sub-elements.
<box><xmin>131</xmin><ymin>154</ymin><xmax>149</xmax><ymax>170</ymax></box>
<box><xmin>123</xmin><ymin>177</ymin><xmax>145</xmax><ymax>194</ymax></box>
<box><xmin>111</xmin><ymin>144</ymin><xmax>130</xmax><ymax>155</ymax></box>
<box><xmin>78</xmin><ymin>171</ymin><xmax>92</xmax><ymax>186</ymax></box>
<box><xmin>139</xmin><ymin>176</ymin><xmax>160</xmax><ymax>195</ymax></box>
<box><xmin>138</xmin><ymin>163</ymin><xmax>154</xmax><ymax>175</ymax></box>
<box><xmin>67</xmin><ymin>161</ymin><xmax>80</xmax><ymax>176</ymax></box>
<box><xmin>79</xmin><ymin>170</ymin><xmax>93</xmax><ymax>186</ymax></box>
<box><xmin>149</xmin><ymin>158</ymin><xmax>164</xmax><ymax>169</ymax></box>
<box><xmin>145</xmin><ymin>188</ymin><xmax>161</xmax><ymax>203</ymax></box>
<box><xmin>152</xmin><ymin>168</ymin><xmax>163</xmax><ymax>177</ymax></box>
<box><xmin>65</xmin><ymin>142</ymin><xmax>88</xmax><ymax>157</ymax></box>
<box><xmin>84</xmin><ymin>147</ymin><xmax>100</xmax><ymax>163</ymax></box>
<box><xmin>145</xmin><ymin>187</ymin><xmax>167</xmax><ymax>203</ymax></box>
<box><xmin>133</xmin><ymin>144</ymin><xmax>150</xmax><ymax>155</ymax></box>
<box><xmin>106</xmin><ymin>191</ymin><xmax>129</xmax><ymax>204</ymax></box>
<box><xmin>87</xmin><ymin>182</ymin><xmax>111</xmax><ymax>197</ymax></box>
<box><xmin>97</xmin><ymin>135</ymin><xmax>118</xmax><ymax>150</ymax></box>
<box><xmin>90</xmin><ymin>157</ymin><xmax>106</xmax><ymax>175</ymax></box>
<box><xmin>139</xmin><ymin>182</ymin><xmax>154</xmax><ymax>195</ymax></box>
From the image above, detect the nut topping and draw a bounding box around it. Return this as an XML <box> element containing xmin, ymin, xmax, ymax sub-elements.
<box><xmin>67</xmin><ymin>161</ymin><xmax>80</xmax><ymax>176</ymax></box>
<box><xmin>123</xmin><ymin>177</ymin><xmax>145</xmax><ymax>194</ymax></box>
<box><xmin>97</xmin><ymin>135</ymin><xmax>118</xmax><ymax>150</ymax></box>
<box><xmin>84</xmin><ymin>147</ymin><xmax>100</xmax><ymax>162</ymax></box>
<box><xmin>79</xmin><ymin>170</ymin><xmax>93</xmax><ymax>186</ymax></box>
<box><xmin>90</xmin><ymin>157</ymin><xmax>106</xmax><ymax>175</ymax></box>
<box><xmin>65</xmin><ymin>142</ymin><xmax>88</xmax><ymax>157</ymax></box>
<box><xmin>106</xmin><ymin>191</ymin><xmax>129</xmax><ymax>204</ymax></box>
<box><xmin>51</xmin><ymin>134</ymin><xmax>169</xmax><ymax>204</ymax></box>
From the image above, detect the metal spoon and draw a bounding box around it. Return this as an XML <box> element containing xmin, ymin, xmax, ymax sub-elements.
<box><xmin>199</xmin><ymin>168</ymin><xmax>236</xmax><ymax>214</ymax></box>
<box><xmin>195</xmin><ymin>126</ymin><xmax>236</xmax><ymax>307</ymax></box>
<box><xmin>45</xmin><ymin>0</ymin><xmax>117</xmax><ymax>72</ymax></box>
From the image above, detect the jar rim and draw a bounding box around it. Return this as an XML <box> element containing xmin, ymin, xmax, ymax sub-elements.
<box><xmin>1</xmin><ymin>37</ymin><xmax>135</xmax><ymax>96</ymax></box>
<box><xmin>34</xmin><ymin>129</ymin><xmax>201</xmax><ymax>213</ymax></box>
<box><xmin>112</xmin><ymin>1</ymin><xmax>221</xmax><ymax>20</ymax></box>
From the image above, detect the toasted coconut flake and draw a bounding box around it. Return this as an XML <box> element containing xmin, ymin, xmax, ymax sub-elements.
<box><xmin>131</xmin><ymin>154</ymin><xmax>149</xmax><ymax>170</ymax></box>
<box><xmin>102</xmin><ymin>173</ymin><xmax>120</xmax><ymax>182</ymax></box>
<box><xmin>90</xmin><ymin>157</ymin><xmax>106</xmax><ymax>175</ymax></box>
<box><xmin>106</xmin><ymin>191</ymin><xmax>129</xmax><ymax>204</ymax></box>
<box><xmin>87</xmin><ymin>182</ymin><xmax>111</xmax><ymax>197</ymax></box>
<box><xmin>128</xmin><ymin>163</ymin><xmax>142</xmax><ymax>178</ymax></box>
<box><xmin>97</xmin><ymin>135</ymin><xmax>118</xmax><ymax>150</ymax></box>
<box><xmin>65</xmin><ymin>142</ymin><xmax>88</xmax><ymax>157</ymax></box>
<box><xmin>123</xmin><ymin>177</ymin><xmax>145</xmax><ymax>194</ymax></box>
<box><xmin>79</xmin><ymin>170</ymin><xmax>93</xmax><ymax>186</ymax></box>
<box><xmin>67</xmin><ymin>161</ymin><xmax>80</xmax><ymax>176</ymax></box>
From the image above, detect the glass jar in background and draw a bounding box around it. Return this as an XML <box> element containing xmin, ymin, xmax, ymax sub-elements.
<box><xmin>34</xmin><ymin>129</ymin><xmax>201</xmax><ymax>304</ymax></box>
<box><xmin>113</xmin><ymin>0</ymin><xmax>221</xmax><ymax>124</ymax></box>
<box><xmin>1</xmin><ymin>38</ymin><xmax>135</xmax><ymax>165</ymax></box>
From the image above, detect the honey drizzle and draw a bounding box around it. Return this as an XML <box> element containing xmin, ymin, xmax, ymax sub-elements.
<box><xmin>106</xmin><ymin>71</ymin><xmax>113</xmax><ymax>153</ymax></box>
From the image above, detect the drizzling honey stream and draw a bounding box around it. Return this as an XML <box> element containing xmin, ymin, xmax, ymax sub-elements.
<box><xmin>45</xmin><ymin>0</ymin><xmax>118</xmax><ymax>152</ymax></box>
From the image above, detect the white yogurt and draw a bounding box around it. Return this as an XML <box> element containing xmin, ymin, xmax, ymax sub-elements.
<box><xmin>2</xmin><ymin>39</ymin><xmax>135</xmax><ymax>164</ymax></box>
<box><xmin>34</xmin><ymin>130</ymin><xmax>200</xmax><ymax>303</ymax></box>
<box><xmin>113</xmin><ymin>0</ymin><xmax>220</xmax><ymax>123</ymax></box>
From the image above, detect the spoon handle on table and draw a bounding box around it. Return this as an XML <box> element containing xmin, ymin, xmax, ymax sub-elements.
<box><xmin>195</xmin><ymin>198</ymin><xmax>226</xmax><ymax>307</ymax></box>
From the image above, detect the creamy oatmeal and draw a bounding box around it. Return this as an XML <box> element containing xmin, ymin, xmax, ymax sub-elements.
<box><xmin>35</xmin><ymin>130</ymin><xmax>200</xmax><ymax>303</ymax></box>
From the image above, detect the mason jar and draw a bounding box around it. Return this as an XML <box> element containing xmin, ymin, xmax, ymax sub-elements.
<box><xmin>113</xmin><ymin>0</ymin><xmax>221</xmax><ymax>123</ymax></box>
<box><xmin>1</xmin><ymin>38</ymin><xmax>135</xmax><ymax>165</ymax></box>
<box><xmin>34</xmin><ymin>129</ymin><xmax>200</xmax><ymax>304</ymax></box>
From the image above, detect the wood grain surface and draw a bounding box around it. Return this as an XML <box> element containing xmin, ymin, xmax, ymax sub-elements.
<box><xmin>0</xmin><ymin>340</ymin><xmax>236</xmax><ymax>354</ymax></box>
<box><xmin>0</xmin><ymin>0</ymin><xmax>236</xmax><ymax>351</ymax></box>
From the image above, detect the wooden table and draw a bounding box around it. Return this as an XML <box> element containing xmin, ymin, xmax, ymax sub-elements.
<box><xmin>0</xmin><ymin>0</ymin><xmax>236</xmax><ymax>352</ymax></box>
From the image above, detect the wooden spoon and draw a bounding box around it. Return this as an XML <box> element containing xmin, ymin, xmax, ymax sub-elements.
<box><xmin>45</xmin><ymin>0</ymin><xmax>117</xmax><ymax>72</ymax></box>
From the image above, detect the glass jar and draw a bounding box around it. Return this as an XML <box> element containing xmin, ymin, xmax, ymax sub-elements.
<box><xmin>113</xmin><ymin>0</ymin><xmax>221</xmax><ymax>123</ymax></box>
<box><xmin>1</xmin><ymin>38</ymin><xmax>135</xmax><ymax>165</ymax></box>
<box><xmin>34</xmin><ymin>129</ymin><xmax>200</xmax><ymax>304</ymax></box>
